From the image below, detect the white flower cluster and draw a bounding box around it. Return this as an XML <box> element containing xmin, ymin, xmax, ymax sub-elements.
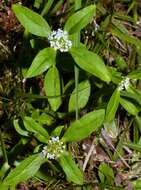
<box><xmin>48</xmin><ymin>29</ymin><xmax>72</xmax><ymax>52</ymax></box>
<box><xmin>118</xmin><ymin>77</ymin><xmax>130</xmax><ymax>91</ymax></box>
<box><xmin>41</xmin><ymin>136</ymin><xmax>65</xmax><ymax>160</ymax></box>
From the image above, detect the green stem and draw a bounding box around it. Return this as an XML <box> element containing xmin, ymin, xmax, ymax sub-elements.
<box><xmin>41</xmin><ymin>0</ymin><xmax>54</xmax><ymax>16</ymax></box>
<box><xmin>74</xmin><ymin>0</ymin><xmax>82</xmax><ymax>120</ymax></box>
<box><xmin>0</xmin><ymin>130</ymin><xmax>8</xmax><ymax>163</ymax></box>
<box><xmin>74</xmin><ymin>65</ymin><xmax>79</xmax><ymax>120</ymax></box>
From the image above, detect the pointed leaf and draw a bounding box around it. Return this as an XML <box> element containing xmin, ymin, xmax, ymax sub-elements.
<box><xmin>70</xmin><ymin>47</ymin><xmax>111</xmax><ymax>82</ymax></box>
<box><xmin>115</xmin><ymin>56</ymin><xmax>128</xmax><ymax>71</ymax></box>
<box><xmin>107</xmin><ymin>66</ymin><xmax>122</xmax><ymax>84</ymax></box>
<box><xmin>58</xmin><ymin>151</ymin><xmax>83</xmax><ymax>185</ymax></box>
<box><xmin>120</xmin><ymin>97</ymin><xmax>139</xmax><ymax>115</ymax></box>
<box><xmin>3</xmin><ymin>154</ymin><xmax>44</xmax><ymax>186</ymax></box>
<box><xmin>106</xmin><ymin>89</ymin><xmax>120</xmax><ymax>122</ymax></box>
<box><xmin>23</xmin><ymin>117</ymin><xmax>49</xmax><ymax>141</ymax></box>
<box><xmin>134</xmin><ymin>116</ymin><xmax>141</xmax><ymax>132</ymax></box>
<box><xmin>13</xmin><ymin>119</ymin><xmax>29</xmax><ymax>137</ymax></box>
<box><xmin>26</xmin><ymin>48</ymin><xmax>56</xmax><ymax>78</ymax></box>
<box><xmin>69</xmin><ymin>80</ymin><xmax>91</xmax><ymax>112</ymax></box>
<box><xmin>63</xmin><ymin>109</ymin><xmax>105</xmax><ymax>142</ymax></box>
<box><xmin>51</xmin><ymin>125</ymin><xmax>64</xmax><ymax>136</ymax></box>
<box><xmin>38</xmin><ymin>113</ymin><xmax>55</xmax><ymax>126</ymax></box>
<box><xmin>64</xmin><ymin>5</ymin><xmax>96</xmax><ymax>34</ymax></box>
<box><xmin>128</xmin><ymin>68</ymin><xmax>141</xmax><ymax>80</ymax></box>
<box><xmin>124</xmin><ymin>142</ymin><xmax>141</xmax><ymax>152</ymax></box>
<box><xmin>121</xmin><ymin>91</ymin><xmax>141</xmax><ymax>106</ymax></box>
<box><xmin>98</xmin><ymin>163</ymin><xmax>114</xmax><ymax>185</ymax></box>
<box><xmin>44</xmin><ymin>66</ymin><xmax>62</xmax><ymax>111</ymax></box>
<box><xmin>12</xmin><ymin>4</ymin><xmax>51</xmax><ymax>37</ymax></box>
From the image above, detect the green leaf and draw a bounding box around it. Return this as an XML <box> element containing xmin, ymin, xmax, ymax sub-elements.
<box><xmin>23</xmin><ymin>117</ymin><xmax>49</xmax><ymax>141</ymax></box>
<box><xmin>3</xmin><ymin>154</ymin><xmax>44</xmax><ymax>186</ymax></box>
<box><xmin>124</xmin><ymin>142</ymin><xmax>141</xmax><ymax>152</ymax></box>
<box><xmin>133</xmin><ymin>180</ymin><xmax>141</xmax><ymax>189</ymax></box>
<box><xmin>121</xmin><ymin>91</ymin><xmax>141</xmax><ymax>106</ymax></box>
<box><xmin>69</xmin><ymin>80</ymin><xmax>91</xmax><ymax>112</ymax></box>
<box><xmin>107</xmin><ymin>66</ymin><xmax>122</xmax><ymax>84</ymax></box>
<box><xmin>50</xmin><ymin>0</ymin><xmax>64</xmax><ymax>14</ymax></box>
<box><xmin>115</xmin><ymin>56</ymin><xmax>128</xmax><ymax>71</ymax></box>
<box><xmin>128</xmin><ymin>67</ymin><xmax>141</xmax><ymax>80</ymax></box>
<box><xmin>104</xmin><ymin>121</ymin><xmax>118</xmax><ymax>139</ymax></box>
<box><xmin>63</xmin><ymin>109</ymin><xmax>105</xmax><ymax>142</ymax></box>
<box><xmin>120</xmin><ymin>97</ymin><xmax>139</xmax><ymax>115</ymax></box>
<box><xmin>106</xmin><ymin>89</ymin><xmax>120</xmax><ymax>122</ymax></box>
<box><xmin>51</xmin><ymin>125</ymin><xmax>64</xmax><ymax>136</ymax></box>
<box><xmin>134</xmin><ymin>116</ymin><xmax>141</xmax><ymax>133</ymax></box>
<box><xmin>13</xmin><ymin>119</ymin><xmax>29</xmax><ymax>137</ymax></box>
<box><xmin>58</xmin><ymin>151</ymin><xmax>83</xmax><ymax>185</ymax></box>
<box><xmin>35</xmin><ymin>170</ymin><xmax>52</xmax><ymax>182</ymax></box>
<box><xmin>26</xmin><ymin>48</ymin><xmax>56</xmax><ymax>78</ymax></box>
<box><xmin>0</xmin><ymin>184</ymin><xmax>8</xmax><ymax>190</ymax></box>
<box><xmin>70</xmin><ymin>47</ymin><xmax>111</xmax><ymax>83</ymax></box>
<box><xmin>98</xmin><ymin>163</ymin><xmax>114</xmax><ymax>185</ymax></box>
<box><xmin>41</xmin><ymin>0</ymin><xmax>54</xmax><ymax>16</ymax></box>
<box><xmin>44</xmin><ymin>66</ymin><xmax>62</xmax><ymax>111</ymax></box>
<box><xmin>34</xmin><ymin>0</ymin><xmax>42</xmax><ymax>9</ymax></box>
<box><xmin>37</xmin><ymin>113</ymin><xmax>55</xmax><ymax>126</ymax></box>
<box><xmin>0</xmin><ymin>162</ymin><xmax>10</xmax><ymax>180</ymax></box>
<box><xmin>64</xmin><ymin>5</ymin><xmax>96</xmax><ymax>34</ymax></box>
<box><xmin>12</xmin><ymin>4</ymin><xmax>51</xmax><ymax>37</ymax></box>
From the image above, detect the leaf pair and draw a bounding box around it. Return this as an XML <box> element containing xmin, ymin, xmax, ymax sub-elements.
<box><xmin>12</xmin><ymin>4</ymin><xmax>96</xmax><ymax>37</ymax></box>
<box><xmin>25</xmin><ymin>45</ymin><xmax>111</xmax><ymax>112</ymax></box>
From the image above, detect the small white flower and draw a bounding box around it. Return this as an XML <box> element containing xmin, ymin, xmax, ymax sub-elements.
<box><xmin>93</xmin><ymin>20</ymin><xmax>99</xmax><ymax>32</ymax></box>
<box><xmin>51</xmin><ymin>136</ymin><xmax>59</xmax><ymax>142</ymax></box>
<box><xmin>48</xmin><ymin>29</ymin><xmax>72</xmax><ymax>52</ymax></box>
<box><xmin>124</xmin><ymin>78</ymin><xmax>130</xmax><ymax>89</ymax></box>
<box><xmin>118</xmin><ymin>77</ymin><xmax>130</xmax><ymax>91</ymax></box>
<box><xmin>41</xmin><ymin>136</ymin><xmax>65</xmax><ymax>160</ymax></box>
<box><xmin>47</xmin><ymin>153</ymin><xmax>55</xmax><ymax>159</ymax></box>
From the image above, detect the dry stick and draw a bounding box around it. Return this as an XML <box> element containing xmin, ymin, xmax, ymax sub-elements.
<box><xmin>83</xmin><ymin>138</ymin><xmax>96</xmax><ymax>171</ymax></box>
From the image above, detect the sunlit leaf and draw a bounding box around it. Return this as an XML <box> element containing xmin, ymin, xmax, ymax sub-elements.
<box><xmin>23</xmin><ymin>117</ymin><xmax>49</xmax><ymax>142</ymax></box>
<box><xmin>128</xmin><ymin>68</ymin><xmax>141</xmax><ymax>80</ymax></box>
<box><xmin>69</xmin><ymin>80</ymin><xmax>91</xmax><ymax>112</ymax></box>
<box><xmin>70</xmin><ymin>46</ymin><xmax>111</xmax><ymax>82</ymax></box>
<box><xmin>58</xmin><ymin>151</ymin><xmax>83</xmax><ymax>185</ymax></box>
<box><xmin>13</xmin><ymin>119</ymin><xmax>29</xmax><ymax>137</ymax></box>
<box><xmin>64</xmin><ymin>5</ymin><xmax>96</xmax><ymax>34</ymax></box>
<box><xmin>26</xmin><ymin>48</ymin><xmax>56</xmax><ymax>78</ymax></box>
<box><xmin>63</xmin><ymin>109</ymin><xmax>105</xmax><ymax>142</ymax></box>
<box><xmin>3</xmin><ymin>154</ymin><xmax>44</xmax><ymax>186</ymax></box>
<box><xmin>44</xmin><ymin>66</ymin><xmax>62</xmax><ymax>111</ymax></box>
<box><xmin>12</xmin><ymin>4</ymin><xmax>51</xmax><ymax>37</ymax></box>
<box><xmin>120</xmin><ymin>97</ymin><xmax>139</xmax><ymax>115</ymax></box>
<box><xmin>106</xmin><ymin>89</ymin><xmax>120</xmax><ymax>122</ymax></box>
